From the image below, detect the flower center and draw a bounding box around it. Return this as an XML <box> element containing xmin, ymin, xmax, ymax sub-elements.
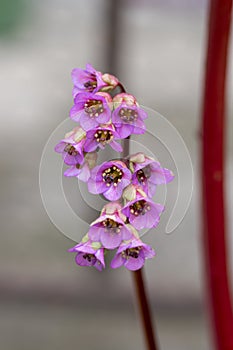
<box><xmin>119</xmin><ymin>108</ymin><xmax>138</xmax><ymax>123</ymax></box>
<box><xmin>84</xmin><ymin>99</ymin><xmax>104</xmax><ymax>117</ymax></box>
<box><xmin>94</xmin><ymin>130</ymin><xmax>113</xmax><ymax>145</ymax></box>
<box><xmin>84</xmin><ymin>80</ymin><xmax>97</xmax><ymax>90</ymax></box>
<box><xmin>124</xmin><ymin>247</ymin><xmax>141</xmax><ymax>259</ymax></box>
<box><xmin>129</xmin><ymin>200</ymin><xmax>150</xmax><ymax>216</ymax></box>
<box><xmin>136</xmin><ymin>166</ymin><xmax>151</xmax><ymax>185</ymax></box>
<box><xmin>64</xmin><ymin>144</ymin><xmax>78</xmax><ymax>156</ymax></box>
<box><xmin>102</xmin><ymin>166</ymin><xmax>123</xmax><ymax>187</ymax></box>
<box><xmin>103</xmin><ymin>218</ymin><xmax>121</xmax><ymax>233</ymax></box>
<box><xmin>83</xmin><ymin>253</ymin><xmax>96</xmax><ymax>263</ymax></box>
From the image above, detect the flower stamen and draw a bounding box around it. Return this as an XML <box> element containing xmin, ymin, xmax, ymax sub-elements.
<box><xmin>102</xmin><ymin>166</ymin><xmax>123</xmax><ymax>187</ymax></box>
<box><xmin>64</xmin><ymin>144</ymin><xmax>78</xmax><ymax>156</ymax></box>
<box><xmin>129</xmin><ymin>200</ymin><xmax>151</xmax><ymax>216</ymax></box>
<box><xmin>84</xmin><ymin>99</ymin><xmax>104</xmax><ymax>117</ymax></box>
<box><xmin>136</xmin><ymin>166</ymin><xmax>151</xmax><ymax>185</ymax></box>
<box><xmin>94</xmin><ymin>130</ymin><xmax>113</xmax><ymax>145</ymax></box>
<box><xmin>119</xmin><ymin>108</ymin><xmax>138</xmax><ymax>123</ymax></box>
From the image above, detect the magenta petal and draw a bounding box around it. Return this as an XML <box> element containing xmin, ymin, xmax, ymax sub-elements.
<box><xmin>145</xmin><ymin>207</ymin><xmax>162</xmax><ymax>228</ymax></box>
<box><xmin>55</xmin><ymin>142</ymin><xmax>65</xmax><ymax>153</ymax></box>
<box><xmin>63</xmin><ymin>153</ymin><xmax>78</xmax><ymax>165</ymax></box>
<box><xmin>110</xmin><ymin>140</ymin><xmax>123</xmax><ymax>152</ymax></box>
<box><xmin>124</xmin><ymin>256</ymin><xmax>145</xmax><ymax>271</ymax></box>
<box><xmin>96</xmin><ymin>110</ymin><xmax>111</xmax><ymax>124</ymax></box>
<box><xmin>103</xmin><ymin>185</ymin><xmax>122</xmax><ymax>201</ymax></box>
<box><xmin>70</xmin><ymin>105</ymin><xmax>81</xmax><ymax>122</ymax></box>
<box><xmin>100</xmin><ymin>230</ymin><xmax>122</xmax><ymax>249</ymax></box>
<box><xmin>144</xmin><ymin>246</ymin><xmax>156</xmax><ymax>259</ymax></box>
<box><xmin>84</xmin><ymin>138</ymin><xmax>98</xmax><ymax>152</ymax></box>
<box><xmin>88</xmin><ymin>179</ymin><xmax>106</xmax><ymax>194</ymax></box>
<box><xmin>138</xmin><ymin>108</ymin><xmax>148</xmax><ymax>120</ymax></box>
<box><xmin>78</xmin><ymin>163</ymin><xmax>90</xmax><ymax>182</ymax></box>
<box><xmin>64</xmin><ymin>166</ymin><xmax>80</xmax><ymax>177</ymax></box>
<box><xmin>88</xmin><ymin>226</ymin><xmax>102</xmax><ymax>241</ymax></box>
<box><xmin>94</xmin><ymin>261</ymin><xmax>104</xmax><ymax>271</ymax></box>
<box><xmin>147</xmin><ymin>182</ymin><xmax>156</xmax><ymax>197</ymax></box>
<box><xmin>95</xmin><ymin>249</ymin><xmax>105</xmax><ymax>268</ymax></box>
<box><xmin>121</xmin><ymin>226</ymin><xmax>132</xmax><ymax>240</ymax></box>
<box><xmin>132</xmin><ymin>119</ymin><xmax>146</xmax><ymax>134</ymax></box>
<box><xmin>131</xmin><ymin>215</ymin><xmax>148</xmax><ymax>230</ymax></box>
<box><xmin>110</xmin><ymin>253</ymin><xmax>124</xmax><ymax>269</ymax></box>
<box><xmin>75</xmin><ymin>253</ymin><xmax>93</xmax><ymax>267</ymax></box>
<box><xmin>115</xmin><ymin>125</ymin><xmax>132</xmax><ymax>138</ymax></box>
<box><xmin>79</xmin><ymin>114</ymin><xmax>99</xmax><ymax>131</ymax></box>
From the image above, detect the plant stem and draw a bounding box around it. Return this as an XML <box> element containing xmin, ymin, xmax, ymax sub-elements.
<box><xmin>201</xmin><ymin>0</ymin><xmax>233</xmax><ymax>349</ymax></box>
<box><xmin>132</xmin><ymin>269</ymin><xmax>158</xmax><ymax>350</ymax></box>
<box><xmin>122</xmin><ymin>137</ymin><xmax>158</xmax><ymax>350</ymax></box>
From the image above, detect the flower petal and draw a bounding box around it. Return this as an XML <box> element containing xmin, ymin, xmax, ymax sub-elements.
<box><xmin>124</xmin><ymin>256</ymin><xmax>145</xmax><ymax>271</ymax></box>
<box><xmin>111</xmin><ymin>253</ymin><xmax>124</xmax><ymax>269</ymax></box>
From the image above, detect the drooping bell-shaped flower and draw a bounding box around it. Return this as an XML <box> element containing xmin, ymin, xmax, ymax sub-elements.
<box><xmin>130</xmin><ymin>153</ymin><xmax>174</xmax><ymax>197</ymax></box>
<box><xmin>112</xmin><ymin>103</ymin><xmax>147</xmax><ymax>138</ymax></box>
<box><xmin>68</xmin><ymin>240</ymin><xmax>105</xmax><ymax>271</ymax></box>
<box><xmin>71</xmin><ymin>63</ymin><xmax>106</xmax><ymax>96</ymax></box>
<box><xmin>54</xmin><ymin>127</ymin><xmax>86</xmax><ymax>165</ymax></box>
<box><xmin>88</xmin><ymin>160</ymin><xmax>132</xmax><ymax>201</ymax></box>
<box><xmin>122</xmin><ymin>191</ymin><xmax>164</xmax><ymax>230</ymax></box>
<box><xmin>111</xmin><ymin>239</ymin><xmax>155</xmax><ymax>271</ymax></box>
<box><xmin>83</xmin><ymin>124</ymin><xmax>123</xmax><ymax>152</ymax></box>
<box><xmin>70</xmin><ymin>92</ymin><xmax>112</xmax><ymax>131</ymax></box>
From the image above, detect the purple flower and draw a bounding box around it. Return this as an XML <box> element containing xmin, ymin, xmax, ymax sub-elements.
<box><xmin>112</xmin><ymin>104</ymin><xmax>147</xmax><ymax>138</ymax></box>
<box><xmin>64</xmin><ymin>162</ymin><xmax>90</xmax><ymax>181</ymax></box>
<box><xmin>111</xmin><ymin>239</ymin><xmax>155</xmax><ymax>271</ymax></box>
<box><xmin>70</xmin><ymin>92</ymin><xmax>112</xmax><ymax>131</ymax></box>
<box><xmin>68</xmin><ymin>240</ymin><xmax>105</xmax><ymax>271</ymax></box>
<box><xmin>121</xmin><ymin>194</ymin><xmax>164</xmax><ymax>230</ymax></box>
<box><xmin>88</xmin><ymin>211</ymin><xmax>132</xmax><ymax>249</ymax></box>
<box><xmin>88</xmin><ymin>160</ymin><xmax>132</xmax><ymax>201</ymax></box>
<box><xmin>54</xmin><ymin>127</ymin><xmax>85</xmax><ymax>165</ymax></box>
<box><xmin>130</xmin><ymin>153</ymin><xmax>174</xmax><ymax>197</ymax></box>
<box><xmin>64</xmin><ymin>152</ymin><xmax>97</xmax><ymax>182</ymax></box>
<box><xmin>71</xmin><ymin>64</ymin><xmax>106</xmax><ymax>97</ymax></box>
<box><xmin>83</xmin><ymin>124</ymin><xmax>123</xmax><ymax>152</ymax></box>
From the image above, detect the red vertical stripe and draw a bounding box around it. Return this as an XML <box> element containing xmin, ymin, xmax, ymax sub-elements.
<box><xmin>202</xmin><ymin>0</ymin><xmax>233</xmax><ymax>349</ymax></box>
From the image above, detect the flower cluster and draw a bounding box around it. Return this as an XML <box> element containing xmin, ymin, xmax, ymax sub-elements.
<box><xmin>55</xmin><ymin>64</ymin><xmax>174</xmax><ymax>271</ymax></box>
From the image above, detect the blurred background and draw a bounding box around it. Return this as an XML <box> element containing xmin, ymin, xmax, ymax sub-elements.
<box><xmin>0</xmin><ymin>0</ymin><xmax>233</xmax><ymax>349</ymax></box>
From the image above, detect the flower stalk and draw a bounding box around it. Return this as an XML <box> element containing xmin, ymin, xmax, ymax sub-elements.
<box><xmin>123</xmin><ymin>135</ymin><xmax>158</xmax><ymax>350</ymax></box>
<box><xmin>132</xmin><ymin>269</ymin><xmax>158</xmax><ymax>350</ymax></box>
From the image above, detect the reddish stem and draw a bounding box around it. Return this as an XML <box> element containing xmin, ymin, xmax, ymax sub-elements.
<box><xmin>122</xmin><ymin>137</ymin><xmax>158</xmax><ymax>350</ymax></box>
<box><xmin>132</xmin><ymin>269</ymin><xmax>158</xmax><ymax>350</ymax></box>
<box><xmin>202</xmin><ymin>0</ymin><xmax>233</xmax><ymax>349</ymax></box>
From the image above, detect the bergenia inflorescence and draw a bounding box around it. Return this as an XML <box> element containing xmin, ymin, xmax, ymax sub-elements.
<box><xmin>55</xmin><ymin>63</ymin><xmax>174</xmax><ymax>271</ymax></box>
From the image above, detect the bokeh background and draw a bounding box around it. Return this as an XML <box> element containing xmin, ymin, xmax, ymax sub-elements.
<box><xmin>0</xmin><ymin>0</ymin><xmax>233</xmax><ymax>349</ymax></box>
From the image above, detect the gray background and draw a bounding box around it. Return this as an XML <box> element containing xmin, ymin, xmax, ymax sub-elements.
<box><xmin>0</xmin><ymin>0</ymin><xmax>233</xmax><ymax>349</ymax></box>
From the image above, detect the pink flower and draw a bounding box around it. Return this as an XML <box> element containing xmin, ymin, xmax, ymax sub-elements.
<box><xmin>112</xmin><ymin>104</ymin><xmax>147</xmax><ymax>138</ymax></box>
<box><xmin>88</xmin><ymin>212</ymin><xmax>132</xmax><ymax>249</ymax></box>
<box><xmin>64</xmin><ymin>152</ymin><xmax>97</xmax><ymax>182</ymax></box>
<box><xmin>88</xmin><ymin>160</ymin><xmax>132</xmax><ymax>201</ymax></box>
<box><xmin>130</xmin><ymin>153</ymin><xmax>174</xmax><ymax>197</ymax></box>
<box><xmin>83</xmin><ymin>124</ymin><xmax>123</xmax><ymax>152</ymax></box>
<box><xmin>71</xmin><ymin>63</ymin><xmax>106</xmax><ymax>97</ymax></box>
<box><xmin>121</xmin><ymin>193</ymin><xmax>164</xmax><ymax>230</ymax></box>
<box><xmin>54</xmin><ymin>127</ymin><xmax>85</xmax><ymax>165</ymax></box>
<box><xmin>70</xmin><ymin>92</ymin><xmax>112</xmax><ymax>131</ymax></box>
<box><xmin>68</xmin><ymin>240</ymin><xmax>105</xmax><ymax>271</ymax></box>
<box><xmin>111</xmin><ymin>239</ymin><xmax>155</xmax><ymax>271</ymax></box>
